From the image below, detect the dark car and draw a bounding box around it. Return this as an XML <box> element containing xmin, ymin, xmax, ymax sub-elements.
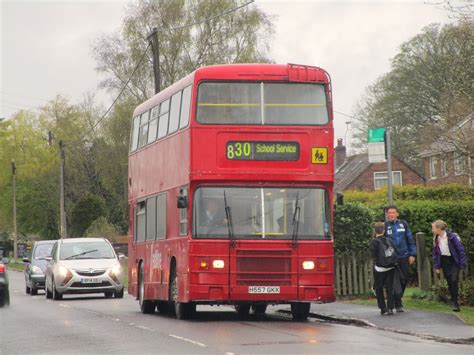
<box><xmin>0</xmin><ymin>258</ymin><xmax>10</xmax><ymax>307</ymax></box>
<box><xmin>23</xmin><ymin>240</ymin><xmax>55</xmax><ymax>295</ymax></box>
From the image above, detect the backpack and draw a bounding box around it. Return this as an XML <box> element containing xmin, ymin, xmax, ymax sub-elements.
<box><xmin>377</xmin><ymin>238</ymin><xmax>399</xmax><ymax>267</ymax></box>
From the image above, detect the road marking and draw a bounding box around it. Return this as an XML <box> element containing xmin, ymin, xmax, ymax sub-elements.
<box><xmin>59</xmin><ymin>303</ymin><xmax>70</xmax><ymax>308</ymax></box>
<box><xmin>169</xmin><ymin>334</ymin><xmax>206</xmax><ymax>347</ymax></box>
<box><xmin>137</xmin><ymin>325</ymin><xmax>152</xmax><ymax>331</ymax></box>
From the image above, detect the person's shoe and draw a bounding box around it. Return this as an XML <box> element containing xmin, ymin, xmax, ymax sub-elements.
<box><xmin>387</xmin><ymin>309</ymin><xmax>394</xmax><ymax>315</ymax></box>
<box><xmin>396</xmin><ymin>307</ymin><xmax>404</xmax><ymax>313</ymax></box>
<box><xmin>380</xmin><ymin>308</ymin><xmax>388</xmax><ymax>315</ymax></box>
<box><xmin>453</xmin><ymin>302</ymin><xmax>461</xmax><ymax>312</ymax></box>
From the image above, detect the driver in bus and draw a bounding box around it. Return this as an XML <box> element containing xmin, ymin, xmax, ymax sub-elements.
<box><xmin>200</xmin><ymin>198</ymin><xmax>227</xmax><ymax>233</ymax></box>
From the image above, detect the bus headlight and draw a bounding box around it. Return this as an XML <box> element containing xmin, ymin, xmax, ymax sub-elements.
<box><xmin>212</xmin><ymin>260</ymin><xmax>225</xmax><ymax>269</ymax></box>
<box><xmin>302</xmin><ymin>261</ymin><xmax>315</xmax><ymax>270</ymax></box>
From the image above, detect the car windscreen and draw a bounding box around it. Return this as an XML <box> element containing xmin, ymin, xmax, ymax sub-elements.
<box><xmin>193</xmin><ymin>187</ymin><xmax>331</xmax><ymax>240</ymax></box>
<box><xmin>196</xmin><ymin>82</ymin><xmax>329</xmax><ymax>125</ymax></box>
<box><xmin>59</xmin><ymin>242</ymin><xmax>116</xmax><ymax>260</ymax></box>
<box><xmin>33</xmin><ymin>244</ymin><xmax>54</xmax><ymax>260</ymax></box>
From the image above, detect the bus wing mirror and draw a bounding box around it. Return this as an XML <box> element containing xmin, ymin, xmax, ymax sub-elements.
<box><xmin>177</xmin><ymin>196</ymin><xmax>188</xmax><ymax>209</ymax></box>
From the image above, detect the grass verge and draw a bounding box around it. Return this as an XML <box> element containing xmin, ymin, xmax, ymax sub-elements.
<box><xmin>348</xmin><ymin>287</ymin><xmax>474</xmax><ymax>326</ymax></box>
<box><xmin>6</xmin><ymin>261</ymin><xmax>25</xmax><ymax>272</ymax></box>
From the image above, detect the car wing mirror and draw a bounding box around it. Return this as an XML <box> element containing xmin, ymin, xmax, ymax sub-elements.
<box><xmin>45</xmin><ymin>256</ymin><xmax>52</xmax><ymax>262</ymax></box>
<box><xmin>118</xmin><ymin>253</ymin><xmax>125</xmax><ymax>259</ymax></box>
<box><xmin>23</xmin><ymin>258</ymin><xmax>30</xmax><ymax>263</ymax></box>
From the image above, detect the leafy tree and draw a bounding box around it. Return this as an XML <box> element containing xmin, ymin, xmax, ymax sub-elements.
<box><xmin>85</xmin><ymin>216</ymin><xmax>119</xmax><ymax>238</ymax></box>
<box><xmin>69</xmin><ymin>193</ymin><xmax>106</xmax><ymax>237</ymax></box>
<box><xmin>352</xmin><ymin>21</ymin><xmax>473</xmax><ymax>171</ymax></box>
<box><xmin>92</xmin><ymin>0</ymin><xmax>274</xmax><ymax>101</ymax></box>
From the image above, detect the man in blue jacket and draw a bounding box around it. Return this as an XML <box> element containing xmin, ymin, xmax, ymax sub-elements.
<box><xmin>385</xmin><ymin>205</ymin><xmax>416</xmax><ymax>313</ymax></box>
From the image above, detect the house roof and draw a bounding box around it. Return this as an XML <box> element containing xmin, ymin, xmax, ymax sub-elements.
<box><xmin>334</xmin><ymin>153</ymin><xmax>371</xmax><ymax>192</ymax></box>
<box><xmin>419</xmin><ymin>112</ymin><xmax>474</xmax><ymax>157</ymax></box>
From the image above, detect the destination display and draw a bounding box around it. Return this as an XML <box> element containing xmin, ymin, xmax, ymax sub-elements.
<box><xmin>226</xmin><ymin>141</ymin><xmax>300</xmax><ymax>161</ymax></box>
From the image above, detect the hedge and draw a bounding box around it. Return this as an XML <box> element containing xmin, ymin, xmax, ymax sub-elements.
<box><xmin>334</xmin><ymin>200</ymin><xmax>474</xmax><ymax>269</ymax></box>
<box><xmin>344</xmin><ymin>184</ymin><xmax>474</xmax><ymax>205</ymax></box>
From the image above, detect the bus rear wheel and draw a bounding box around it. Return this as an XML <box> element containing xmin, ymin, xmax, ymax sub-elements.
<box><xmin>252</xmin><ymin>304</ymin><xmax>267</xmax><ymax>315</ymax></box>
<box><xmin>235</xmin><ymin>304</ymin><xmax>251</xmax><ymax>318</ymax></box>
<box><xmin>291</xmin><ymin>302</ymin><xmax>310</xmax><ymax>321</ymax></box>
<box><xmin>170</xmin><ymin>273</ymin><xmax>195</xmax><ymax>320</ymax></box>
<box><xmin>138</xmin><ymin>263</ymin><xmax>155</xmax><ymax>314</ymax></box>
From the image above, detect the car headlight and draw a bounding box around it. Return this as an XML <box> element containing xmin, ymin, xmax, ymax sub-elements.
<box><xmin>31</xmin><ymin>265</ymin><xmax>43</xmax><ymax>274</ymax></box>
<box><xmin>110</xmin><ymin>263</ymin><xmax>122</xmax><ymax>276</ymax></box>
<box><xmin>58</xmin><ymin>266</ymin><xmax>69</xmax><ymax>278</ymax></box>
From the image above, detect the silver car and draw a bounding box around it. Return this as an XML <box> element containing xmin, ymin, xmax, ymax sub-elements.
<box><xmin>45</xmin><ymin>238</ymin><xmax>124</xmax><ymax>300</ymax></box>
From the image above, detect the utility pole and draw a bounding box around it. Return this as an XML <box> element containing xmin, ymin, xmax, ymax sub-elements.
<box><xmin>59</xmin><ymin>140</ymin><xmax>67</xmax><ymax>238</ymax></box>
<box><xmin>147</xmin><ymin>27</ymin><xmax>160</xmax><ymax>94</ymax></box>
<box><xmin>12</xmin><ymin>160</ymin><xmax>17</xmax><ymax>261</ymax></box>
<box><xmin>385</xmin><ymin>128</ymin><xmax>393</xmax><ymax>205</ymax></box>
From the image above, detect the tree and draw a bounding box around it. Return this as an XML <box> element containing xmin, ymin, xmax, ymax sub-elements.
<box><xmin>69</xmin><ymin>193</ymin><xmax>106</xmax><ymax>237</ymax></box>
<box><xmin>92</xmin><ymin>0</ymin><xmax>274</xmax><ymax>102</ymax></box>
<box><xmin>352</xmin><ymin>21</ymin><xmax>473</xmax><ymax>171</ymax></box>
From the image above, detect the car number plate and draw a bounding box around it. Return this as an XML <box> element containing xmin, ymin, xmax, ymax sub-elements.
<box><xmin>81</xmin><ymin>278</ymin><xmax>100</xmax><ymax>284</ymax></box>
<box><xmin>248</xmin><ymin>286</ymin><xmax>280</xmax><ymax>294</ymax></box>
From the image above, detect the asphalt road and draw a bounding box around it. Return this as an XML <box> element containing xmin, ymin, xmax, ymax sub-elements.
<box><xmin>1</xmin><ymin>270</ymin><xmax>472</xmax><ymax>354</ymax></box>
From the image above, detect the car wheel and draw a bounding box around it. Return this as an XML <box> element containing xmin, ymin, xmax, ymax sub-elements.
<box><xmin>291</xmin><ymin>302</ymin><xmax>310</xmax><ymax>321</ymax></box>
<box><xmin>104</xmin><ymin>292</ymin><xmax>114</xmax><ymax>298</ymax></box>
<box><xmin>30</xmin><ymin>286</ymin><xmax>38</xmax><ymax>296</ymax></box>
<box><xmin>45</xmin><ymin>280</ymin><xmax>52</xmax><ymax>299</ymax></box>
<box><xmin>114</xmin><ymin>288</ymin><xmax>124</xmax><ymax>299</ymax></box>
<box><xmin>52</xmin><ymin>279</ymin><xmax>63</xmax><ymax>301</ymax></box>
<box><xmin>26</xmin><ymin>285</ymin><xmax>31</xmax><ymax>294</ymax></box>
<box><xmin>138</xmin><ymin>263</ymin><xmax>155</xmax><ymax>314</ymax></box>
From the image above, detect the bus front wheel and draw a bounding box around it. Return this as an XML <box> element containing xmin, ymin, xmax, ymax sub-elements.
<box><xmin>291</xmin><ymin>302</ymin><xmax>310</xmax><ymax>321</ymax></box>
<box><xmin>138</xmin><ymin>263</ymin><xmax>155</xmax><ymax>314</ymax></box>
<box><xmin>170</xmin><ymin>273</ymin><xmax>195</xmax><ymax>320</ymax></box>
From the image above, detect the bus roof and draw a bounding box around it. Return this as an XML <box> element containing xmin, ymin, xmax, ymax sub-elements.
<box><xmin>133</xmin><ymin>63</ymin><xmax>330</xmax><ymax>118</ymax></box>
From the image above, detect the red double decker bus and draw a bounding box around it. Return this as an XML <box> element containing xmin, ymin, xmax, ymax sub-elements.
<box><xmin>128</xmin><ymin>63</ymin><xmax>335</xmax><ymax>320</ymax></box>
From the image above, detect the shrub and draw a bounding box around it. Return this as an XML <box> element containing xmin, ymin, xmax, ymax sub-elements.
<box><xmin>460</xmin><ymin>279</ymin><xmax>474</xmax><ymax>306</ymax></box>
<box><xmin>410</xmin><ymin>289</ymin><xmax>433</xmax><ymax>300</ymax></box>
<box><xmin>334</xmin><ymin>203</ymin><xmax>374</xmax><ymax>256</ymax></box>
<box><xmin>431</xmin><ymin>280</ymin><xmax>450</xmax><ymax>303</ymax></box>
<box><xmin>70</xmin><ymin>193</ymin><xmax>106</xmax><ymax>237</ymax></box>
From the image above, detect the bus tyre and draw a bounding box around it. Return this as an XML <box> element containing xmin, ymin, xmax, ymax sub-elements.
<box><xmin>252</xmin><ymin>304</ymin><xmax>267</xmax><ymax>315</ymax></box>
<box><xmin>138</xmin><ymin>263</ymin><xmax>155</xmax><ymax>314</ymax></box>
<box><xmin>156</xmin><ymin>301</ymin><xmax>170</xmax><ymax>314</ymax></box>
<box><xmin>171</xmin><ymin>274</ymin><xmax>195</xmax><ymax>320</ymax></box>
<box><xmin>235</xmin><ymin>304</ymin><xmax>251</xmax><ymax>318</ymax></box>
<box><xmin>291</xmin><ymin>302</ymin><xmax>310</xmax><ymax>321</ymax></box>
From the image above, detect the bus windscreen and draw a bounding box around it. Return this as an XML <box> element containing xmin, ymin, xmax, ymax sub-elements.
<box><xmin>196</xmin><ymin>82</ymin><xmax>329</xmax><ymax>125</ymax></box>
<box><xmin>193</xmin><ymin>187</ymin><xmax>330</xmax><ymax>240</ymax></box>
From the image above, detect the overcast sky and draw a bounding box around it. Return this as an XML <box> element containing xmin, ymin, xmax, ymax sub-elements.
<box><xmin>0</xmin><ymin>0</ymin><xmax>453</xmax><ymax>150</ymax></box>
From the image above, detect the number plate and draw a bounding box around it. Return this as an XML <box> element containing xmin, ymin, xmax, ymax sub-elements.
<box><xmin>248</xmin><ymin>286</ymin><xmax>280</xmax><ymax>294</ymax></box>
<box><xmin>81</xmin><ymin>278</ymin><xmax>100</xmax><ymax>284</ymax></box>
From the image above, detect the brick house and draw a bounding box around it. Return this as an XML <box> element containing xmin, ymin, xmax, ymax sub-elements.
<box><xmin>334</xmin><ymin>139</ymin><xmax>424</xmax><ymax>192</ymax></box>
<box><xmin>418</xmin><ymin>113</ymin><xmax>473</xmax><ymax>187</ymax></box>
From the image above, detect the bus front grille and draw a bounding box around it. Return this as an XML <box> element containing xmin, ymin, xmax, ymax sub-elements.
<box><xmin>235</xmin><ymin>249</ymin><xmax>292</xmax><ymax>286</ymax></box>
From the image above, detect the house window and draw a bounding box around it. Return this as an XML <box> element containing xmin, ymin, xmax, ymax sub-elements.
<box><xmin>374</xmin><ymin>171</ymin><xmax>402</xmax><ymax>190</ymax></box>
<box><xmin>440</xmin><ymin>158</ymin><xmax>448</xmax><ymax>177</ymax></box>
<box><xmin>454</xmin><ymin>153</ymin><xmax>466</xmax><ymax>176</ymax></box>
<box><xmin>429</xmin><ymin>156</ymin><xmax>438</xmax><ymax>179</ymax></box>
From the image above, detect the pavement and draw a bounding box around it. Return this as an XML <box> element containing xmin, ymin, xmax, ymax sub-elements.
<box><xmin>296</xmin><ymin>302</ymin><xmax>474</xmax><ymax>345</ymax></box>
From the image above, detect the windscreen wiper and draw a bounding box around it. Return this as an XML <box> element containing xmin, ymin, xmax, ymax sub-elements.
<box><xmin>65</xmin><ymin>249</ymin><xmax>99</xmax><ymax>260</ymax></box>
<box><xmin>292</xmin><ymin>192</ymin><xmax>301</xmax><ymax>247</ymax></box>
<box><xmin>224</xmin><ymin>191</ymin><xmax>236</xmax><ymax>247</ymax></box>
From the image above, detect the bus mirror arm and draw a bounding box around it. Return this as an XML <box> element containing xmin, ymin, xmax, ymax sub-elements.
<box><xmin>177</xmin><ymin>196</ymin><xmax>188</xmax><ymax>209</ymax></box>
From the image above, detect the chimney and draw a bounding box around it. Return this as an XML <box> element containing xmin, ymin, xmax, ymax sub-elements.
<box><xmin>335</xmin><ymin>138</ymin><xmax>347</xmax><ymax>169</ymax></box>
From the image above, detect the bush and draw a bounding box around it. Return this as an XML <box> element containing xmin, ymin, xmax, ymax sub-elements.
<box><xmin>431</xmin><ymin>280</ymin><xmax>450</xmax><ymax>303</ymax></box>
<box><xmin>70</xmin><ymin>193</ymin><xmax>106</xmax><ymax>237</ymax></box>
<box><xmin>334</xmin><ymin>203</ymin><xmax>374</xmax><ymax>256</ymax></box>
<box><xmin>460</xmin><ymin>279</ymin><xmax>474</xmax><ymax>306</ymax></box>
<box><xmin>410</xmin><ymin>289</ymin><xmax>433</xmax><ymax>300</ymax></box>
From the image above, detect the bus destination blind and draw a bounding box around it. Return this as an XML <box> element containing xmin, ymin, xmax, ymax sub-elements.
<box><xmin>226</xmin><ymin>141</ymin><xmax>300</xmax><ymax>161</ymax></box>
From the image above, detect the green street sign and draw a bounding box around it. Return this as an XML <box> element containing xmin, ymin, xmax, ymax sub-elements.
<box><xmin>368</xmin><ymin>128</ymin><xmax>385</xmax><ymax>143</ymax></box>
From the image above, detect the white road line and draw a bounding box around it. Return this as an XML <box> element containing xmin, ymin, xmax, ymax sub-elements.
<box><xmin>59</xmin><ymin>303</ymin><xmax>70</xmax><ymax>308</ymax></box>
<box><xmin>169</xmin><ymin>334</ymin><xmax>206</xmax><ymax>347</ymax></box>
<box><xmin>137</xmin><ymin>325</ymin><xmax>152</xmax><ymax>331</ymax></box>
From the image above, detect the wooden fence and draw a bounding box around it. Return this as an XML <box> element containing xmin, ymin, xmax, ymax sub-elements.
<box><xmin>335</xmin><ymin>252</ymin><xmax>472</xmax><ymax>297</ymax></box>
